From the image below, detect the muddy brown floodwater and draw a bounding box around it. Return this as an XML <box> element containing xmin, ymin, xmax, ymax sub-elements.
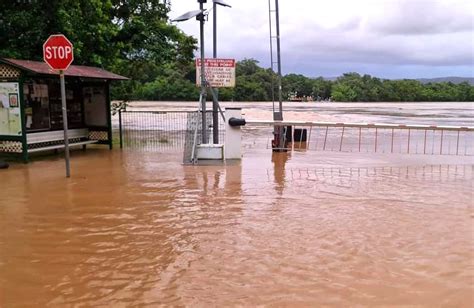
<box><xmin>1</xmin><ymin>102</ymin><xmax>473</xmax><ymax>307</ymax></box>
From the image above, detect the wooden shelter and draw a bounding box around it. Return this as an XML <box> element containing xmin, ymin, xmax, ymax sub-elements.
<box><xmin>0</xmin><ymin>58</ymin><xmax>127</xmax><ymax>162</ymax></box>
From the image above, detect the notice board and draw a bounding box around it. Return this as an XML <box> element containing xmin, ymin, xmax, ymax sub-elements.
<box><xmin>0</xmin><ymin>82</ymin><xmax>22</xmax><ymax>136</ymax></box>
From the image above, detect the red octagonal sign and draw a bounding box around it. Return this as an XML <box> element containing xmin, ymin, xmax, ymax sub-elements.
<box><xmin>43</xmin><ymin>34</ymin><xmax>74</xmax><ymax>70</ymax></box>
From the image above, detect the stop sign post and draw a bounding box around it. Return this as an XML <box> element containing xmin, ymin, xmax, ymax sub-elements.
<box><xmin>43</xmin><ymin>34</ymin><xmax>74</xmax><ymax>178</ymax></box>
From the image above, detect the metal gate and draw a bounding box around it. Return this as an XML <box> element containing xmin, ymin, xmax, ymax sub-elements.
<box><xmin>244</xmin><ymin>121</ymin><xmax>474</xmax><ymax>156</ymax></box>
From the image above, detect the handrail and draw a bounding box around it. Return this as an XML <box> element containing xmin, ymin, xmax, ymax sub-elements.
<box><xmin>245</xmin><ymin>120</ymin><xmax>474</xmax><ymax>132</ymax></box>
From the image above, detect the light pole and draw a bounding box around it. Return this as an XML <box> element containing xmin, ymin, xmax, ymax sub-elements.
<box><xmin>212</xmin><ymin>0</ymin><xmax>231</xmax><ymax>144</ymax></box>
<box><xmin>269</xmin><ymin>0</ymin><xmax>285</xmax><ymax>151</ymax></box>
<box><xmin>213</xmin><ymin>0</ymin><xmax>231</xmax><ymax>58</ymax></box>
<box><xmin>173</xmin><ymin>1</ymin><xmax>209</xmax><ymax>144</ymax></box>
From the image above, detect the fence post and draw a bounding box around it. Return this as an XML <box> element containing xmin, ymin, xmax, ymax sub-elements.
<box><xmin>456</xmin><ymin>131</ymin><xmax>460</xmax><ymax>155</ymax></box>
<box><xmin>119</xmin><ymin>109</ymin><xmax>123</xmax><ymax>149</ymax></box>
<box><xmin>440</xmin><ymin>130</ymin><xmax>444</xmax><ymax>155</ymax></box>
<box><xmin>323</xmin><ymin>126</ymin><xmax>329</xmax><ymax>150</ymax></box>
<box><xmin>339</xmin><ymin>126</ymin><xmax>345</xmax><ymax>152</ymax></box>
<box><xmin>375</xmin><ymin>128</ymin><xmax>378</xmax><ymax>153</ymax></box>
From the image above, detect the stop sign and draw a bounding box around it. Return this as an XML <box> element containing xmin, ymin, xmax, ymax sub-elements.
<box><xmin>43</xmin><ymin>34</ymin><xmax>74</xmax><ymax>70</ymax></box>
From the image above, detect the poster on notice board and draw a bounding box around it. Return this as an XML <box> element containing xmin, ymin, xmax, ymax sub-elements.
<box><xmin>0</xmin><ymin>82</ymin><xmax>22</xmax><ymax>136</ymax></box>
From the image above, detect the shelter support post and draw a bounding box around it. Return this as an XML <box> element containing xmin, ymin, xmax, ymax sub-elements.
<box><xmin>106</xmin><ymin>81</ymin><xmax>113</xmax><ymax>150</ymax></box>
<box><xmin>119</xmin><ymin>109</ymin><xmax>123</xmax><ymax>149</ymax></box>
<box><xmin>19</xmin><ymin>78</ymin><xmax>29</xmax><ymax>163</ymax></box>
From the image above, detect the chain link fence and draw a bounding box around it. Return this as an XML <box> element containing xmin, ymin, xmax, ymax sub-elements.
<box><xmin>118</xmin><ymin>110</ymin><xmax>225</xmax><ymax>153</ymax></box>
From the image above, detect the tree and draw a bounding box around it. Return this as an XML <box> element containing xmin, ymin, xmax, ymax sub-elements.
<box><xmin>230</xmin><ymin>59</ymin><xmax>274</xmax><ymax>101</ymax></box>
<box><xmin>0</xmin><ymin>0</ymin><xmax>197</xmax><ymax>100</ymax></box>
<box><xmin>234</xmin><ymin>76</ymin><xmax>269</xmax><ymax>101</ymax></box>
<box><xmin>331</xmin><ymin>83</ymin><xmax>358</xmax><ymax>101</ymax></box>
<box><xmin>282</xmin><ymin>74</ymin><xmax>313</xmax><ymax>98</ymax></box>
<box><xmin>109</xmin><ymin>0</ymin><xmax>196</xmax><ymax>79</ymax></box>
<box><xmin>236</xmin><ymin>59</ymin><xmax>261</xmax><ymax>76</ymax></box>
<box><xmin>137</xmin><ymin>64</ymin><xmax>199</xmax><ymax>101</ymax></box>
<box><xmin>0</xmin><ymin>0</ymin><xmax>119</xmax><ymax>66</ymax></box>
<box><xmin>331</xmin><ymin>73</ymin><xmax>364</xmax><ymax>101</ymax></box>
<box><xmin>312</xmin><ymin>77</ymin><xmax>332</xmax><ymax>100</ymax></box>
<box><xmin>456</xmin><ymin>82</ymin><xmax>474</xmax><ymax>101</ymax></box>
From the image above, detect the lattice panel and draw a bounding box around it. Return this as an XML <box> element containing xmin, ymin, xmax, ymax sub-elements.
<box><xmin>89</xmin><ymin>131</ymin><xmax>108</xmax><ymax>141</ymax></box>
<box><xmin>27</xmin><ymin>138</ymin><xmax>82</xmax><ymax>150</ymax></box>
<box><xmin>0</xmin><ymin>64</ymin><xmax>20</xmax><ymax>78</ymax></box>
<box><xmin>0</xmin><ymin>141</ymin><xmax>23</xmax><ymax>153</ymax></box>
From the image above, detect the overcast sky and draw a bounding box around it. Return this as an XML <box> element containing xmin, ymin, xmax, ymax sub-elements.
<box><xmin>170</xmin><ymin>0</ymin><xmax>474</xmax><ymax>79</ymax></box>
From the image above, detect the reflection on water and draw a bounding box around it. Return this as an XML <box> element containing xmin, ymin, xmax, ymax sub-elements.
<box><xmin>1</xmin><ymin>101</ymin><xmax>474</xmax><ymax>306</ymax></box>
<box><xmin>272</xmin><ymin>152</ymin><xmax>289</xmax><ymax>196</ymax></box>
<box><xmin>0</xmin><ymin>150</ymin><xmax>245</xmax><ymax>306</ymax></box>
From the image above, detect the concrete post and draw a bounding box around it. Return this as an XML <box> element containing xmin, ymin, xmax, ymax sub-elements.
<box><xmin>225</xmin><ymin>108</ymin><xmax>242</xmax><ymax>159</ymax></box>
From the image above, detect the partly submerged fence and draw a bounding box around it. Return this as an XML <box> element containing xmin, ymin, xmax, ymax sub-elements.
<box><xmin>117</xmin><ymin>110</ymin><xmax>225</xmax><ymax>152</ymax></box>
<box><xmin>244</xmin><ymin>121</ymin><xmax>474</xmax><ymax>156</ymax></box>
<box><xmin>117</xmin><ymin>111</ymin><xmax>473</xmax><ymax>156</ymax></box>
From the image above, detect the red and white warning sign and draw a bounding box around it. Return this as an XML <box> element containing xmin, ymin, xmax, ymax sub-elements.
<box><xmin>43</xmin><ymin>34</ymin><xmax>74</xmax><ymax>70</ymax></box>
<box><xmin>196</xmin><ymin>58</ymin><xmax>235</xmax><ymax>88</ymax></box>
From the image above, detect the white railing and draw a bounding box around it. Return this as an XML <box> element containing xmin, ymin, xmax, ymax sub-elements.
<box><xmin>243</xmin><ymin>120</ymin><xmax>474</xmax><ymax>156</ymax></box>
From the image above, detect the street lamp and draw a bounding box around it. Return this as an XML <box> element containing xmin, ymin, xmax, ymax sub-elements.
<box><xmin>172</xmin><ymin>10</ymin><xmax>203</xmax><ymax>22</ymax></box>
<box><xmin>172</xmin><ymin>1</ymin><xmax>209</xmax><ymax>144</ymax></box>
<box><xmin>213</xmin><ymin>0</ymin><xmax>231</xmax><ymax>59</ymax></box>
<box><xmin>211</xmin><ymin>0</ymin><xmax>231</xmax><ymax>144</ymax></box>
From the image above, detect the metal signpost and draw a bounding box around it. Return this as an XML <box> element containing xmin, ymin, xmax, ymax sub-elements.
<box><xmin>173</xmin><ymin>1</ymin><xmax>208</xmax><ymax>144</ymax></box>
<box><xmin>173</xmin><ymin>0</ymin><xmax>232</xmax><ymax>145</ymax></box>
<box><xmin>212</xmin><ymin>0</ymin><xmax>231</xmax><ymax>144</ymax></box>
<box><xmin>43</xmin><ymin>34</ymin><xmax>74</xmax><ymax>177</ymax></box>
<box><xmin>198</xmin><ymin>0</ymin><xmax>207</xmax><ymax>144</ymax></box>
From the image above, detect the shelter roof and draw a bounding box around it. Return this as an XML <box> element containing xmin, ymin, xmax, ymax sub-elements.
<box><xmin>0</xmin><ymin>58</ymin><xmax>128</xmax><ymax>80</ymax></box>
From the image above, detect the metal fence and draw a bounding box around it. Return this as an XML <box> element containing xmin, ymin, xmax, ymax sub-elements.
<box><xmin>117</xmin><ymin>111</ymin><xmax>473</xmax><ymax>157</ymax></box>
<box><xmin>118</xmin><ymin>110</ymin><xmax>225</xmax><ymax>152</ymax></box>
<box><xmin>244</xmin><ymin>121</ymin><xmax>474</xmax><ymax>156</ymax></box>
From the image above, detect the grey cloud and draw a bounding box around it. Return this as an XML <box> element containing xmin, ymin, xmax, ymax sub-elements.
<box><xmin>284</xmin><ymin>31</ymin><xmax>473</xmax><ymax>67</ymax></box>
<box><xmin>171</xmin><ymin>0</ymin><xmax>474</xmax><ymax>78</ymax></box>
<box><xmin>365</xmin><ymin>0</ymin><xmax>474</xmax><ymax>35</ymax></box>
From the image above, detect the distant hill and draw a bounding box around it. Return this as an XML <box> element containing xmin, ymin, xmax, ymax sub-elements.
<box><xmin>322</xmin><ymin>76</ymin><xmax>474</xmax><ymax>85</ymax></box>
<box><xmin>416</xmin><ymin>77</ymin><xmax>474</xmax><ymax>85</ymax></box>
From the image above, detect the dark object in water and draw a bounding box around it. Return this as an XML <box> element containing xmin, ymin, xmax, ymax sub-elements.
<box><xmin>0</xmin><ymin>161</ymin><xmax>9</xmax><ymax>169</ymax></box>
<box><xmin>286</xmin><ymin>127</ymin><xmax>307</xmax><ymax>142</ymax></box>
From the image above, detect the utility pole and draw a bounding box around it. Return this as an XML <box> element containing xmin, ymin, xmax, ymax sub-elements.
<box><xmin>269</xmin><ymin>0</ymin><xmax>285</xmax><ymax>151</ymax></box>
<box><xmin>212</xmin><ymin>0</ymin><xmax>219</xmax><ymax>144</ymax></box>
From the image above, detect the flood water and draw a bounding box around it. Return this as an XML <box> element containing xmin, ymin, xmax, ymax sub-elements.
<box><xmin>1</xmin><ymin>102</ymin><xmax>473</xmax><ymax>306</ymax></box>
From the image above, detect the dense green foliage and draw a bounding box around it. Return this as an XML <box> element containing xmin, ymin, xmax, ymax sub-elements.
<box><xmin>1</xmin><ymin>2</ymin><xmax>472</xmax><ymax>102</ymax></box>
<box><xmin>216</xmin><ymin>62</ymin><xmax>474</xmax><ymax>102</ymax></box>
<box><xmin>0</xmin><ymin>0</ymin><xmax>197</xmax><ymax>100</ymax></box>
<box><xmin>328</xmin><ymin>73</ymin><xmax>474</xmax><ymax>102</ymax></box>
